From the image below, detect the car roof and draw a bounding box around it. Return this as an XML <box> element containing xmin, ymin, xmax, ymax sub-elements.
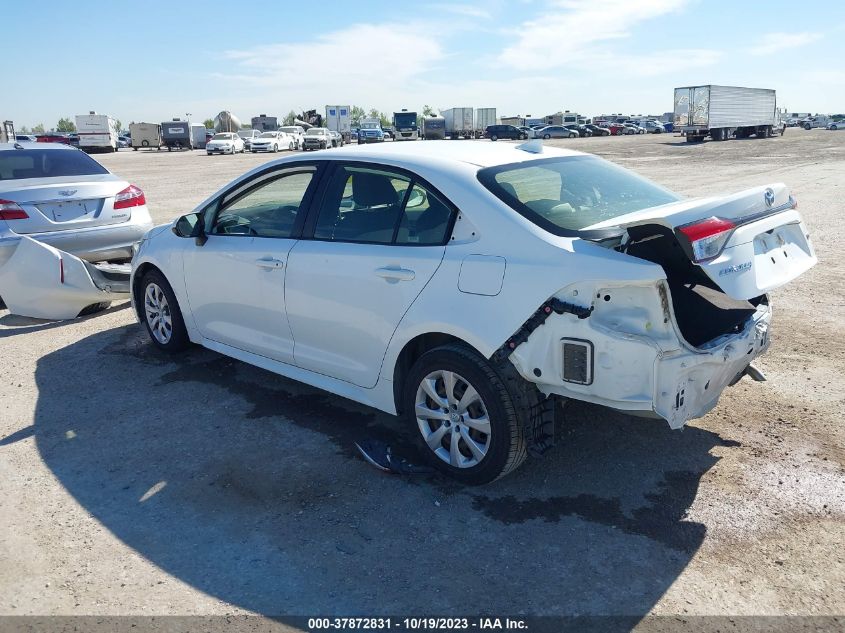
<box><xmin>312</xmin><ymin>140</ymin><xmax>584</xmax><ymax>169</ymax></box>
<box><xmin>0</xmin><ymin>142</ymin><xmax>78</xmax><ymax>152</ymax></box>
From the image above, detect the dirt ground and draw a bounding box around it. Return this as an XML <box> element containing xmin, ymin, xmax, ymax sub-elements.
<box><xmin>0</xmin><ymin>130</ymin><xmax>843</xmax><ymax>624</ymax></box>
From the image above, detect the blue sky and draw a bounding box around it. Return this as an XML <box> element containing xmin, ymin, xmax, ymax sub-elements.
<box><xmin>4</xmin><ymin>0</ymin><xmax>843</xmax><ymax>129</ymax></box>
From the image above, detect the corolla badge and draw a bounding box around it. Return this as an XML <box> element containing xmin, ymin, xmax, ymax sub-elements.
<box><xmin>764</xmin><ymin>188</ymin><xmax>775</xmax><ymax>208</ymax></box>
<box><xmin>58</xmin><ymin>190</ymin><xmax>77</xmax><ymax>197</ymax></box>
<box><xmin>719</xmin><ymin>261</ymin><xmax>752</xmax><ymax>276</ymax></box>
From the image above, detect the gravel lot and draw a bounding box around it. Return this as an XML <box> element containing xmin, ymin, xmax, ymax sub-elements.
<box><xmin>1</xmin><ymin>130</ymin><xmax>843</xmax><ymax>623</ymax></box>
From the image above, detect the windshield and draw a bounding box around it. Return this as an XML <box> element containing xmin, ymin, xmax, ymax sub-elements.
<box><xmin>212</xmin><ymin>133</ymin><xmax>234</xmax><ymax>141</ymax></box>
<box><xmin>477</xmin><ymin>156</ymin><xmax>680</xmax><ymax>234</ymax></box>
<box><xmin>361</xmin><ymin>122</ymin><xmax>380</xmax><ymax>129</ymax></box>
<box><xmin>0</xmin><ymin>148</ymin><xmax>109</xmax><ymax>180</ymax></box>
<box><xmin>394</xmin><ymin>113</ymin><xmax>416</xmax><ymax>128</ymax></box>
<box><xmin>280</xmin><ymin>127</ymin><xmax>299</xmax><ymax>134</ymax></box>
<box><xmin>259</xmin><ymin>132</ymin><xmax>276</xmax><ymax>138</ymax></box>
<box><xmin>305</xmin><ymin>128</ymin><xmax>327</xmax><ymax>136</ymax></box>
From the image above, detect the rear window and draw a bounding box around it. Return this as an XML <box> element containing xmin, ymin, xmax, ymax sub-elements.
<box><xmin>0</xmin><ymin>149</ymin><xmax>109</xmax><ymax>181</ymax></box>
<box><xmin>477</xmin><ymin>156</ymin><xmax>679</xmax><ymax>234</ymax></box>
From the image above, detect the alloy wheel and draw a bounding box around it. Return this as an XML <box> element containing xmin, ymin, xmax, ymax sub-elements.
<box><xmin>144</xmin><ymin>283</ymin><xmax>173</xmax><ymax>345</ymax></box>
<box><xmin>415</xmin><ymin>370</ymin><xmax>491</xmax><ymax>468</ymax></box>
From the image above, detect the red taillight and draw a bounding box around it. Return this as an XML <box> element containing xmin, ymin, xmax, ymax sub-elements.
<box><xmin>113</xmin><ymin>184</ymin><xmax>146</xmax><ymax>210</ymax></box>
<box><xmin>678</xmin><ymin>217</ymin><xmax>736</xmax><ymax>262</ymax></box>
<box><xmin>0</xmin><ymin>199</ymin><xmax>29</xmax><ymax>220</ymax></box>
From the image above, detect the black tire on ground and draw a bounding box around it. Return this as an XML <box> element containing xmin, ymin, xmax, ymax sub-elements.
<box><xmin>543</xmin><ymin>134</ymin><xmax>550</xmax><ymax>139</ymax></box>
<box><xmin>403</xmin><ymin>343</ymin><xmax>528</xmax><ymax>484</ymax></box>
<box><xmin>77</xmin><ymin>302</ymin><xmax>111</xmax><ymax>317</ymax></box>
<box><xmin>520</xmin><ymin>133</ymin><xmax>528</xmax><ymax>140</ymax></box>
<box><xmin>490</xmin><ymin>135</ymin><xmax>498</xmax><ymax>141</ymax></box>
<box><xmin>139</xmin><ymin>269</ymin><xmax>190</xmax><ymax>353</ymax></box>
<box><xmin>804</xmin><ymin>124</ymin><xmax>812</xmax><ymax>130</ymax></box>
<box><xmin>141</xmin><ymin>140</ymin><xmax>149</xmax><ymax>147</ymax></box>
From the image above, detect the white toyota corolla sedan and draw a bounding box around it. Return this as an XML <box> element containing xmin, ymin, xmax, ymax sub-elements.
<box><xmin>131</xmin><ymin>141</ymin><xmax>816</xmax><ymax>483</ymax></box>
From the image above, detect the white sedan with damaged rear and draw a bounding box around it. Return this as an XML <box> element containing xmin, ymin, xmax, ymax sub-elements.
<box><xmin>130</xmin><ymin>142</ymin><xmax>816</xmax><ymax>483</ymax></box>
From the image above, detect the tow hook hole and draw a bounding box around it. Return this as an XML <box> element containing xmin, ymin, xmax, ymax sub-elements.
<box><xmin>770</xmin><ymin>256</ymin><xmax>776</xmax><ymax>264</ymax></box>
<box><xmin>783</xmin><ymin>250</ymin><xmax>788</xmax><ymax>258</ymax></box>
<box><xmin>704</xmin><ymin>381</ymin><xmax>710</xmax><ymax>390</ymax></box>
<box><xmin>533</xmin><ymin>368</ymin><xmax>542</xmax><ymax>377</ymax></box>
<box><xmin>603</xmin><ymin>294</ymin><xmax>611</xmax><ymax>302</ymax></box>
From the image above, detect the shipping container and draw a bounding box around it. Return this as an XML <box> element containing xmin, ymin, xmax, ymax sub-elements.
<box><xmin>191</xmin><ymin>124</ymin><xmax>207</xmax><ymax>149</ymax></box>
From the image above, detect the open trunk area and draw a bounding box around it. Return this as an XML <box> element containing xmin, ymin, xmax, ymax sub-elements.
<box><xmin>623</xmin><ymin>225</ymin><xmax>760</xmax><ymax>348</ymax></box>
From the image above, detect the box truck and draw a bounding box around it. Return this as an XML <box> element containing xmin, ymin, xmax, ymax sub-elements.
<box><xmin>161</xmin><ymin>119</ymin><xmax>192</xmax><ymax>151</ymax></box>
<box><xmin>674</xmin><ymin>85</ymin><xmax>779</xmax><ymax>142</ymax></box>
<box><xmin>392</xmin><ymin>109</ymin><xmax>419</xmax><ymax>140</ymax></box>
<box><xmin>442</xmin><ymin>107</ymin><xmax>473</xmax><ymax>139</ymax></box>
<box><xmin>325</xmin><ymin>105</ymin><xmax>352</xmax><ymax>143</ymax></box>
<box><xmin>475</xmin><ymin>108</ymin><xmax>497</xmax><ymax>137</ymax></box>
<box><xmin>129</xmin><ymin>122</ymin><xmax>162</xmax><ymax>150</ymax></box>
<box><xmin>75</xmin><ymin>112</ymin><xmax>118</xmax><ymax>152</ymax></box>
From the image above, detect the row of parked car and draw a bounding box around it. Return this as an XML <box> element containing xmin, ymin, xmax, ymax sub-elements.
<box><xmin>483</xmin><ymin>120</ymin><xmax>669</xmax><ymax>141</ymax></box>
<box><xmin>206</xmin><ymin>126</ymin><xmax>349</xmax><ymax>155</ymax></box>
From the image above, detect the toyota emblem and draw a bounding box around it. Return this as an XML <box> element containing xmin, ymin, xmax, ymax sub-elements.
<box><xmin>764</xmin><ymin>188</ymin><xmax>775</xmax><ymax>208</ymax></box>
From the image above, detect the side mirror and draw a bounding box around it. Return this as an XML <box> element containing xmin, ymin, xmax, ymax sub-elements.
<box><xmin>172</xmin><ymin>212</ymin><xmax>206</xmax><ymax>245</ymax></box>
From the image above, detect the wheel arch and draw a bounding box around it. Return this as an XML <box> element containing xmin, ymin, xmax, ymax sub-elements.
<box><xmin>131</xmin><ymin>261</ymin><xmax>163</xmax><ymax>322</ymax></box>
<box><xmin>390</xmin><ymin>331</ymin><xmax>488</xmax><ymax>415</ymax></box>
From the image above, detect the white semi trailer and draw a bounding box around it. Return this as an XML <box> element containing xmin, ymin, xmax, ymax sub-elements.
<box><xmin>674</xmin><ymin>85</ymin><xmax>780</xmax><ymax>142</ymax></box>
<box><xmin>325</xmin><ymin>105</ymin><xmax>352</xmax><ymax>143</ymax></box>
<box><xmin>442</xmin><ymin>107</ymin><xmax>473</xmax><ymax>139</ymax></box>
<box><xmin>475</xmin><ymin>108</ymin><xmax>497</xmax><ymax>137</ymax></box>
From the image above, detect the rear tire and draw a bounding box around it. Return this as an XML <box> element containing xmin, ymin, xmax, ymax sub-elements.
<box><xmin>490</xmin><ymin>134</ymin><xmax>498</xmax><ymax>141</ymax></box>
<box><xmin>140</xmin><ymin>270</ymin><xmax>190</xmax><ymax>353</ymax></box>
<box><xmin>403</xmin><ymin>344</ymin><xmax>527</xmax><ymax>484</ymax></box>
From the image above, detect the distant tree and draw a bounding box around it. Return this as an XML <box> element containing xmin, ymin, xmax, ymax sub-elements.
<box><xmin>203</xmin><ymin>118</ymin><xmax>214</xmax><ymax>129</ymax></box>
<box><xmin>282</xmin><ymin>110</ymin><xmax>297</xmax><ymax>126</ymax></box>
<box><xmin>367</xmin><ymin>109</ymin><xmax>391</xmax><ymax>127</ymax></box>
<box><xmin>32</xmin><ymin>123</ymin><xmax>45</xmax><ymax>134</ymax></box>
<box><xmin>56</xmin><ymin>117</ymin><xmax>76</xmax><ymax>132</ymax></box>
<box><xmin>422</xmin><ymin>105</ymin><xmax>436</xmax><ymax>117</ymax></box>
<box><xmin>350</xmin><ymin>105</ymin><xmax>365</xmax><ymax>126</ymax></box>
<box><xmin>18</xmin><ymin>125</ymin><xmax>29</xmax><ymax>134</ymax></box>
<box><xmin>113</xmin><ymin>119</ymin><xmax>122</xmax><ymax>134</ymax></box>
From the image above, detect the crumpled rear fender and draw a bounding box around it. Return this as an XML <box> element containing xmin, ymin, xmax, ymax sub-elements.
<box><xmin>0</xmin><ymin>236</ymin><xmax>128</xmax><ymax>319</ymax></box>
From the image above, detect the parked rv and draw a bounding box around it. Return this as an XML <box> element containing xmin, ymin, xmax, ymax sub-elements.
<box><xmin>75</xmin><ymin>112</ymin><xmax>119</xmax><ymax>152</ymax></box>
<box><xmin>422</xmin><ymin>116</ymin><xmax>446</xmax><ymax>140</ymax></box>
<box><xmin>392</xmin><ymin>109</ymin><xmax>419</xmax><ymax>141</ymax></box>
<box><xmin>443</xmin><ymin>107</ymin><xmax>474</xmax><ymax>139</ymax></box>
<box><xmin>674</xmin><ymin>85</ymin><xmax>780</xmax><ymax>142</ymax></box>
<box><xmin>161</xmin><ymin>120</ymin><xmax>193</xmax><ymax>151</ymax></box>
<box><xmin>325</xmin><ymin>106</ymin><xmax>352</xmax><ymax>143</ymax></box>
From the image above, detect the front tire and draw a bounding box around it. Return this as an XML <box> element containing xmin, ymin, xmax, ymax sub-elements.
<box><xmin>140</xmin><ymin>270</ymin><xmax>190</xmax><ymax>353</ymax></box>
<box><xmin>403</xmin><ymin>344</ymin><xmax>527</xmax><ymax>484</ymax></box>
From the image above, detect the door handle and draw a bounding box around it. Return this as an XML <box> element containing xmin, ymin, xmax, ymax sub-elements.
<box><xmin>255</xmin><ymin>258</ymin><xmax>285</xmax><ymax>269</ymax></box>
<box><xmin>375</xmin><ymin>266</ymin><xmax>415</xmax><ymax>281</ymax></box>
